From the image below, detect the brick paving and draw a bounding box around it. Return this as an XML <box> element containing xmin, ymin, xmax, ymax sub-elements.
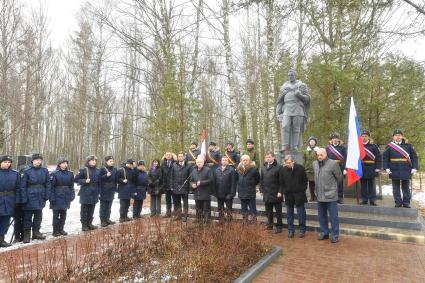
<box><xmin>254</xmin><ymin>231</ymin><xmax>425</xmax><ymax>283</ymax></box>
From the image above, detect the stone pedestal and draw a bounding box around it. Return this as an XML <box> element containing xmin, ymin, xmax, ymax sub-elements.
<box><xmin>275</xmin><ymin>149</ymin><xmax>304</xmax><ymax>166</ymax></box>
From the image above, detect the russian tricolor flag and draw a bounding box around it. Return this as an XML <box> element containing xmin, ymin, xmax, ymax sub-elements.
<box><xmin>346</xmin><ymin>97</ymin><xmax>366</xmax><ymax>187</ymax></box>
<box><xmin>200</xmin><ymin>128</ymin><xmax>207</xmax><ymax>156</ymax></box>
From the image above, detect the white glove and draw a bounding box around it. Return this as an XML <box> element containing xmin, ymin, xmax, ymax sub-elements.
<box><xmin>375</xmin><ymin>169</ymin><xmax>380</xmax><ymax>172</ymax></box>
<box><xmin>343</xmin><ymin>169</ymin><xmax>347</xmax><ymax>175</ymax></box>
<box><xmin>411</xmin><ymin>169</ymin><xmax>417</xmax><ymax>174</ymax></box>
<box><xmin>386</xmin><ymin>169</ymin><xmax>391</xmax><ymax>174</ymax></box>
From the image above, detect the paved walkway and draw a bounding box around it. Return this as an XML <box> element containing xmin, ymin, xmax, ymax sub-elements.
<box><xmin>254</xmin><ymin>231</ymin><xmax>425</xmax><ymax>283</ymax></box>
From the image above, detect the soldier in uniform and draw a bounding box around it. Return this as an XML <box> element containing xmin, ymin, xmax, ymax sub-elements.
<box><xmin>117</xmin><ymin>159</ymin><xmax>136</xmax><ymax>222</ymax></box>
<box><xmin>99</xmin><ymin>156</ymin><xmax>117</xmax><ymax>227</ymax></box>
<box><xmin>50</xmin><ymin>158</ymin><xmax>75</xmax><ymax>237</ymax></box>
<box><xmin>75</xmin><ymin>155</ymin><xmax>101</xmax><ymax>231</ymax></box>
<box><xmin>224</xmin><ymin>142</ymin><xmax>240</xmax><ymax>168</ymax></box>
<box><xmin>186</xmin><ymin>141</ymin><xmax>200</xmax><ymax>167</ymax></box>
<box><xmin>21</xmin><ymin>153</ymin><xmax>51</xmax><ymax>243</ymax></box>
<box><xmin>383</xmin><ymin>130</ymin><xmax>419</xmax><ymax>208</ymax></box>
<box><xmin>242</xmin><ymin>139</ymin><xmax>260</xmax><ymax>167</ymax></box>
<box><xmin>326</xmin><ymin>133</ymin><xmax>346</xmax><ymax>204</ymax></box>
<box><xmin>360</xmin><ymin>131</ymin><xmax>381</xmax><ymax>206</ymax></box>
<box><xmin>206</xmin><ymin>142</ymin><xmax>222</xmax><ymax>169</ymax></box>
<box><xmin>0</xmin><ymin>155</ymin><xmax>20</xmax><ymax>247</ymax></box>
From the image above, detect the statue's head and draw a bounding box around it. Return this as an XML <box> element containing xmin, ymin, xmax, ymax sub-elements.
<box><xmin>288</xmin><ymin>69</ymin><xmax>297</xmax><ymax>83</ymax></box>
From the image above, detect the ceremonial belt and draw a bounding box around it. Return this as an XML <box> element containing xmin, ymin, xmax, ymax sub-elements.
<box><xmin>225</xmin><ymin>151</ymin><xmax>236</xmax><ymax>166</ymax></box>
<box><xmin>390</xmin><ymin>158</ymin><xmax>409</xmax><ymax>162</ymax></box>
<box><xmin>327</xmin><ymin>145</ymin><xmax>345</xmax><ymax>162</ymax></box>
<box><xmin>54</xmin><ymin>186</ymin><xmax>70</xmax><ymax>190</ymax></box>
<box><xmin>362</xmin><ymin>160</ymin><xmax>375</xmax><ymax>164</ymax></box>
<box><xmin>0</xmin><ymin>191</ymin><xmax>15</xmax><ymax>196</ymax></box>
<box><xmin>388</xmin><ymin>142</ymin><xmax>411</xmax><ymax>165</ymax></box>
<box><xmin>207</xmin><ymin>151</ymin><xmax>218</xmax><ymax>165</ymax></box>
<box><xmin>188</xmin><ymin>149</ymin><xmax>196</xmax><ymax>161</ymax></box>
<box><xmin>28</xmin><ymin>185</ymin><xmax>45</xmax><ymax>189</ymax></box>
<box><xmin>364</xmin><ymin>147</ymin><xmax>376</xmax><ymax>160</ymax></box>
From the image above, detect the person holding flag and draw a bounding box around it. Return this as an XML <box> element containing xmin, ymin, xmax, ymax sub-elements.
<box><xmin>383</xmin><ymin>130</ymin><xmax>419</xmax><ymax>208</ymax></box>
<box><xmin>186</xmin><ymin>141</ymin><xmax>200</xmax><ymax>167</ymax></box>
<box><xmin>360</xmin><ymin>131</ymin><xmax>381</xmax><ymax>206</ymax></box>
<box><xmin>326</xmin><ymin>133</ymin><xmax>347</xmax><ymax>204</ymax></box>
<box><xmin>224</xmin><ymin>142</ymin><xmax>240</xmax><ymax>168</ymax></box>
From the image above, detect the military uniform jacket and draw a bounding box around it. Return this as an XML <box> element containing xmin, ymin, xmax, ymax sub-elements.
<box><xmin>0</xmin><ymin>168</ymin><xmax>20</xmax><ymax>216</ymax></box>
<box><xmin>75</xmin><ymin>166</ymin><xmax>101</xmax><ymax>205</ymax></box>
<box><xmin>361</xmin><ymin>142</ymin><xmax>381</xmax><ymax>179</ymax></box>
<box><xmin>21</xmin><ymin>165</ymin><xmax>51</xmax><ymax>210</ymax></box>
<box><xmin>326</xmin><ymin>144</ymin><xmax>346</xmax><ymax>171</ymax></box>
<box><xmin>185</xmin><ymin>148</ymin><xmax>200</xmax><ymax>166</ymax></box>
<box><xmin>99</xmin><ymin>166</ymin><xmax>117</xmax><ymax>201</ymax></box>
<box><xmin>50</xmin><ymin>168</ymin><xmax>75</xmax><ymax>210</ymax></box>
<box><xmin>383</xmin><ymin>141</ymin><xmax>418</xmax><ymax>180</ymax></box>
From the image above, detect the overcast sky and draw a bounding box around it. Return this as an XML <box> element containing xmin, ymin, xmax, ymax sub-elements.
<box><xmin>21</xmin><ymin>0</ymin><xmax>425</xmax><ymax>61</ymax></box>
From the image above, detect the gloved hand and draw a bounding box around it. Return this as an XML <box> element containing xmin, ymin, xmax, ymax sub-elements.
<box><xmin>375</xmin><ymin>169</ymin><xmax>380</xmax><ymax>172</ymax></box>
<box><xmin>386</xmin><ymin>169</ymin><xmax>391</xmax><ymax>174</ymax></box>
<box><xmin>411</xmin><ymin>169</ymin><xmax>417</xmax><ymax>174</ymax></box>
<box><xmin>343</xmin><ymin>170</ymin><xmax>347</xmax><ymax>175</ymax></box>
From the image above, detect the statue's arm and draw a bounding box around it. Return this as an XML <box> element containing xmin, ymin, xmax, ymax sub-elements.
<box><xmin>295</xmin><ymin>83</ymin><xmax>310</xmax><ymax>104</ymax></box>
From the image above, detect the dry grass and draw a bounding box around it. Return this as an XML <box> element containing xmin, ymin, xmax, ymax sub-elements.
<box><xmin>2</xmin><ymin>219</ymin><xmax>270</xmax><ymax>282</ymax></box>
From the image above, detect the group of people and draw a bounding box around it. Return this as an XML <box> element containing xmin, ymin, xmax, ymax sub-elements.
<box><xmin>0</xmin><ymin>129</ymin><xmax>419</xmax><ymax>247</ymax></box>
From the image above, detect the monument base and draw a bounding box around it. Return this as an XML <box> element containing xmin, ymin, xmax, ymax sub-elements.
<box><xmin>275</xmin><ymin>149</ymin><xmax>305</xmax><ymax>166</ymax></box>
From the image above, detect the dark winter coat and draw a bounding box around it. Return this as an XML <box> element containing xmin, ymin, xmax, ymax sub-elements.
<box><xmin>190</xmin><ymin>166</ymin><xmax>214</xmax><ymax>201</ymax></box>
<box><xmin>236</xmin><ymin>163</ymin><xmax>260</xmax><ymax>200</ymax></box>
<box><xmin>134</xmin><ymin>169</ymin><xmax>148</xmax><ymax>201</ymax></box>
<box><xmin>214</xmin><ymin>165</ymin><xmax>237</xmax><ymax>199</ymax></box>
<box><xmin>75</xmin><ymin>165</ymin><xmax>101</xmax><ymax>205</ymax></box>
<box><xmin>50</xmin><ymin>168</ymin><xmax>75</xmax><ymax>210</ymax></box>
<box><xmin>171</xmin><ymin>161</ymin><xmax>191</xmax><ymax>195</ymax></box>
<box><xmin>0</xmin><ymin>168</ymin><xmax>20</xmax><ymax>216</ymax></box>
<box><xmin>361</xmin><ymin>142</ymin><xmax>382</xmax><ymax>179</ymax></box>
<box><xmin>260</xmin><ymin>160</ymin><xmax>282</xmax><ymax>203</ymax></box>
<box><xmin>21</xmin><ymin>165</ymin><xmax>51</xmax><ymax>210</ymax></box>
<box><xmin>117</xmin><ymin>167</ymin><xmax>136</xmax><ymax>200</ymax></box>
<box><xmin>279</xmin><ymin>163</ymin><xmax>308</xmax><ymax>206</ymax></box>
<box><xmin>383</xmin><ymin>141</ymin><xmax>418</xmax><ymax>180</ymax></box>
<box><xmin>148</xmin><ymin>167</ymin><xmax>162</xmax><ymax>195</ymax></box>
<box><xmin>161</xmin><ymin>159</ymin><xmax>175</xmax><ymax>191</ymax></box>
<box><xmin>99</xmin><ymin>166</ymin><xmax>117</xmax><ymax>201</ymax></box>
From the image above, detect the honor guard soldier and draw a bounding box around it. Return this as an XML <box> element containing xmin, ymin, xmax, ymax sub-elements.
<box><xmin>326</xmin><ymin>133</ymin><xmax>347</xmax><ymax>204</ymax></box>
<box><xmin>224</xmin><ymin>141</ymin><xmax>240</xmax><ymax>168</ymax></box>
<box><xmin>21</xmin><ymin>153</ymin><xmax>51</xmax><ymax>243</ymax></box>
<box><xmin>75</xmin><ymin>155</ymin><xmax>101</xmax><ymax>231</ymax></box>
<box><xmin>117</xmin><ymin>159</ymin><xmax>136</xmax><ymax>222</ymax></box>
<box><xmin>242</xmin><ymin>139</ymin><xmax>260</xmax><ymax>167</ymax></box>
<box><xmin>0</xmin><ymin>156</ymin><xmax>20</xmax><ymax>247</ymax></box>
<box><xmin>206</xmin><ymin>142</ymin><xmax>222</xmax><ymax>169</ymax></box>
<box><xmin>186</xmin><ymin>141</ymin><xmax>200</xmax><ymax>167</ymax></box>
<box><xmin>50</xmin><ymin>158</ymin><xmax>75</xmax><ymax>237</ymax></box>
<box><xmin>99</xmin><ymin>156</ymin><xmax>118</xmax><ymax>226</ymax></box>
<box><xmin>383</xmin><ymin>130</ymin><xmax>419</xmax><ymax>208</ymax></box>
<box><xmin>360</xmin><ymin>131</ymin><xmax>381</xmax><ymax>206</ymax></box>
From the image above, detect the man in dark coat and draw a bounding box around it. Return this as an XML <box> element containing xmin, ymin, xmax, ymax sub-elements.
<box><xmin>224</xmin><ymin>142</ymin><xmax>240</xmax><ymax>167</ymax></box>
<box><xmin>383</xmin><ymin>129</ymin><xmax>419</xmax><ymax>208</ymax></box>
<box><xmin>75</xmin><ymin>155</ymin><xmax>101</xmax><ymax>231</ymax></box>
<box><xmin>237</xmin><ymin>155</ymin><xmax>260</xmax><ymax>223</ymax></box>
<box><xmin>133</xmin><ymin>160</ymin><xmax>148</xmax><ymax>219</ymax></box>
<box><xmin>171</xmin><ymin>152</ymin><xmax>191</xmax><ymax>221</ymax></box>
<box><xmin>0</xmin><ymin>155</ymin><xmax>20</xmax><ymax>247</ymax></box>
<box><xmin>161</xmin><ymin>152</ymin><xmax>175</xmax><ymax>218</ymax></box>
<box><xmin>148</xmin><ymin>159</ymin><xmax>163</xmax><ymax>216</ymax></box>
<box><xmin>117</xmin><ymin>159</ymin><xmax>136</xmax><ymax>222</ymax></box>
<box><xmin>326</xmin><ymin>133</ymin><xmax>347</xmax><ymax>204</ymax></box>
<box><xmin>20</xmin><ymin>153</ymin><xmax>51</xmax><ymax>243</ymax></box>
<box><xmin>360</xmin><ymin>131</ymin><xmax>382</xmax><ymax>206</ymax></box>
<box><xmin>214</xmin><ymin>155</ymin><xmax>237</xmax><ymax>223</ymax></box>
<box><xmin>206</xmin><ymin>142</ymin><xmax>222</xmax><ymax>170</ymax></box>
<box><xmin>260</xmin><ymin>152</ymin><xmax>283</xmax><ymax>233</ymax></box>
<box><xmin>190</xmin><ymin>156</ymin><xmax>214</xmax><ymax>223</ymax></box>
<box><xmin>186</xmin><ymin>141</ymin><xmax>200</xmax><ymax>167</ymax></box>
<box><xmin>50</xmin><ymin>158</ymin><xmax>75</xmax><ymax>237</ymax></box>
<box><xmin>280</xmin><ymin>155</ymin><xmax>308</xmax><ymax>238</ymax></box>
<box><xmin>99</xmin><ymin>156</ymin><xmax>117</xmax><ymax>227</ymax></box>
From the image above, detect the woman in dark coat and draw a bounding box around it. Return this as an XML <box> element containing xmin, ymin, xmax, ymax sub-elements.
<box><xmin>50</xmin><ymin>158</ymin><xmax>75</xmax><ymax>237</ymax></box>
<box><xmin>75</xmin><ymin>155</ymin><xmax>101</xmax><ymax>232</ymax></box>
<box><xmin>190</xmin><ymin>156</ymin><xmax>214</xmax><ymax>223</ymax></box>
<box><xmin>279</xmin><ymin>155</ymin><xmax>308</xmax><ymax>238</ymax></box>
<box><xmin>117</xmin><ymin>159</ymin><xmax>136</xmax><ymax>222</ymax></box>
<box><xmin>148</xmin><ymin>159</ymin><xmax>162</xmax><ymax>216</ymax></box>
<box><xmin>236</xmin><ymin>155</ymin><xmax>260</xmax><ymax>223</ymax></box>
<box><xmin>133</xmin><ymin>160</ymin><xmax>148</xmax><ymax>219</ymax></box>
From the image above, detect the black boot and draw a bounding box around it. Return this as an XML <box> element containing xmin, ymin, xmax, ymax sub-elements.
<box><xmin>59</xmin><ymin>223</ymin><xmax>68</xmax><ymax>236</ymax></box>
<box><xmin>0</xmin><ymin>235</ymin><xmax>11</xmax><ymax>248</ymax></box>
<box><xmin>82</xmin><ymin>222</ymin><xmax>90</xmax><ymax>232</ymax></box>
<box><xmin>106</xmin><ymin>219</ymin><xmax>116</xmax><ymax>225</ymax></box>
<box><xmin>88</xmin><ymin>219</ymin><xmax>98</xmax><ymax>230</ymax></box>
<box><xmin>100</xmin><ymin>219</ymin><xmax>109</xmax><ymax>227</ymax></box>
<box><xmin>23</xmin><ymin>229</ymin><xmax>31</xmax><ymax>243</ymax></box>
<box><xmin>53</xmin><ymin>225</ymin><xmax>61</xmax><ymax>237</ymax></box>
<box><xmin>32</xmin><ymin>228</ymin><xmax>46</xmax><ymax>240</ymax></box>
